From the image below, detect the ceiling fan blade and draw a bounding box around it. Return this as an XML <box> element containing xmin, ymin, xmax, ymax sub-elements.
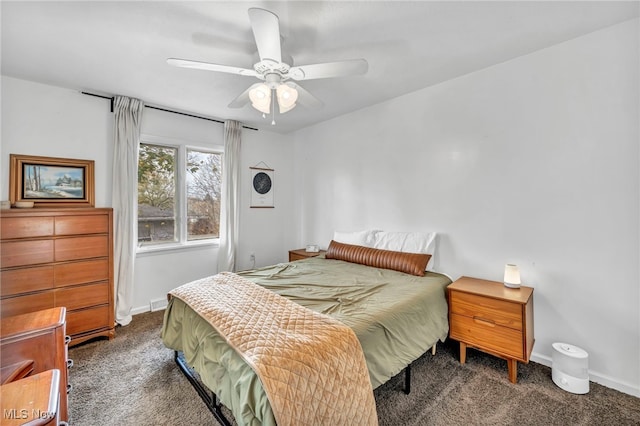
<box><xmin>228</xmin><ymin>83</ymin><xmax>263</xmax><ymax>108</ymax></box>
<box><xmin>289</xmin><ymin>59</ymin><xmax>368</xmax><ymax>81</ymax></box>
<box><xmin>167</xmin><ymin>58</ymin><xmax>257</xmax><ymax>77</ymax></box>
<box><xmin>248</xmin><ymin>8</ymin><xmax>282</xmax><ymax>63</ymax></box>
<box><xmin>286</xmin><ymin>82</ymin><xmax>323</xmax><ymax>109</ymax></box>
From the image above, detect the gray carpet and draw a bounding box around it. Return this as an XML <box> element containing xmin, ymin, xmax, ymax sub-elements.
<box><xmin>68</xmin><ymin>311</ymin><xmax>640</xmax><ymax>425</ymax></box>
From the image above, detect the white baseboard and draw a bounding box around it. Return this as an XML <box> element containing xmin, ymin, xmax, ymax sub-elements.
<box><xmin>531</xmin><ymin>352</ymin><xmax>640</xmax><ymax>398</ymax></box>
<box><xmin>131</xmin><ymin>297</ymin><xmax>168</xmax><ymax>316</ymax></box>
<box><xmin>131</xmin><ymin>305</ymin><xmax>152</xmax><ymax>316</ymax></box>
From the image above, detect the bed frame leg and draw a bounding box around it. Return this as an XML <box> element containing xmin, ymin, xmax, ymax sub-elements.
<box><xmin>403</xmin><ymin>364</ymin><xmax>411</xmax><ymax>394</ymax></box>
<box><xmin>432</xmin><ymin>344</ymin><xmax>437</xmax><ymax>355</ymax></box>
<box><xmin>174</xmin><ymin>351</ymin><xmax>232</xmax><ymax>426</ymax></box>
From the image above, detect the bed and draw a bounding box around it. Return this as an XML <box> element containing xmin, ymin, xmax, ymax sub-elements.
<box><xmin>162</xmin><ymin>241</ymin><xmax>451</xmax><ymax>426</ymax></box>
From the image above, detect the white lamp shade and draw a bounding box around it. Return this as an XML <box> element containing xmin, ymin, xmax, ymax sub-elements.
<box><xmin>249</xmin><ymin>84</ymin><xmax>271</xmax><ymax>114</ymax></box>
<box><xmin>504</xmin><ymin>264</ymin><xmax>521</xmax><ymax>288</ymax></box>
<box><xmin>278</xmin><ymin>102</ymin><xmax>296</xmax><ymax>114</ymax></box>
<box><xmin>277</xmin><ymin>84</ymin><xmax>298</xmax><ymax>113</ymax></box>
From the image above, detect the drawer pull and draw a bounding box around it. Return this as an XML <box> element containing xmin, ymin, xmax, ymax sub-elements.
<box><xmin>67</xmin><ymin>359</ymin><xmax>74</xmax><ymax>369</ymax></box>
<box><xmin>473</xmin><ymin>316</ymin><xmax>495</xmax><ymax>327</ymax></box>
<box><xmin>65</xmin><ymin>335</ymin><xmax>72</xmax><ymax>345</ymax></box>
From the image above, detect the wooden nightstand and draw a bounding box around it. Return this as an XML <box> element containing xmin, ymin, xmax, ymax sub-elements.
<box><xmin>0</xmin><ymin>369</ymin><xmax>60</xmax><ymax>425</ymax></box>
<box><xmin>448</xmin><ymin>276</ymin><xmax>534</xmax><ymax>384</ymax></box>
<box><xmin>288</xmin><ymin>248</ymin><xmax>326</xmax><ymax>262</ymax></box>
<box><xmin>1</xmin><ymin>308</ymin><xmax>70</xmax><ymax>422</ymax></box>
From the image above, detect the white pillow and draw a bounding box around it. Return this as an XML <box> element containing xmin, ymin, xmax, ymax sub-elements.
<box><xmin>333</xmin><ymin>229</ymin><xmax>379</xmax><ymax>247</ymax></box>
<box><xmin>373</xmin><ymin>231</ymin><xmax>437</xmax><ymax>269</ymax></box>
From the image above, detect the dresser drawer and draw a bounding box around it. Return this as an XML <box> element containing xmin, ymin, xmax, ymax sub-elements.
<box><xmin>55</xmin><ymin>281</ymin><xmax>110</xmax><ymax>311</ymax></box>
<box><xmin>1</xmin><ymin>240</ymin><xmax>54</xmax><ymax>268</ymax></box>
<box><xmin>1</xmin><ymin>291</ymin><xmax>55</xmax><ymax>318</ymax></box>
<box><xmin>66</xmin><ymin>305</ymin><xmax>111</xmax><ymax>336</ymax></box>
<box><xmin>54</xmin><ymin>259</ymin><xmax>109</xmax><ymax>287</ymax></box>
<box><xmin>450</xmin><ymin>291</ymin><xmax>523</xmax><ymax>331</ymax></box>
<box><xmin>1</xmin><ymin>266</ymin><xmax>54</xmax><ymax>297</ymax></box>
<box><xmin>54</xmin><ymin>236</ymin><xmax>109</xmax><ymax>261</ymax></box>
<box><xmin>450</xmin><ymin>313</ymin><xmax>524</xmax><ymax>359</ymax></box>
<box><xmin>55</xmin><ymin>215</ymin><xmax>109</xmax><ymax>235</ymax></box>
<box><xmin>1</xmin><ymin>216</ymin><xmax>54</xmax><ymax>240</ymax></box>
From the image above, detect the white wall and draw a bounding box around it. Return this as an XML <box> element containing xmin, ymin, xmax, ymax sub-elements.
<box><xmin>237</xmin><ymin>128</ymin><xmax>296</xmax><ymax>272</ymax></box>
<box><xmin>1</xmin><ymin>77</ymin><xmax>113</xmax><ymax>205</ymax></box>
<box><xmin>1</xmin><ymin>76</ymin><xmax>295</xmax><ymax>316</ymax></box>
<box><xmin>292</xmin><ymin>19</ymin><xmax>640</xmax><ymax>396</ymax></box>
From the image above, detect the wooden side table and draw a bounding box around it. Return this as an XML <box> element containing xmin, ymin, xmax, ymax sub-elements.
<box><xmin>0</xmin><ymin>369</ymin><xmax>60</xmax><ymax>425</ymax></box>
<box><xmin>1</xmin><ymin>308</ymin><xmax>69</xmax><ymax>422</ymax></box>
<box><xmin>288</xmin><ymin>248</ymin><xmax>326</xmax><ymax>262</ymax></box>
<box><xmin>448</xmin><ymin>276</ymin><xmax>534</xmax><ymax>383</ymax></box>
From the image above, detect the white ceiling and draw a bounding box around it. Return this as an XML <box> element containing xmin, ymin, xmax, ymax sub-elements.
<box><xmin>2</xmin><ymin>1</ymin><xmax>638</xmax><ymax>134</ymax></box>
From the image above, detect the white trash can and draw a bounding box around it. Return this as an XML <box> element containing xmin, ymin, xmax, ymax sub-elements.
<box><xmin>551</xmin><ymin>342</ymin><xmax>589</xmax><ymax>394</ymax></box>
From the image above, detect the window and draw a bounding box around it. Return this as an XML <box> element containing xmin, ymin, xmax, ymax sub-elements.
<box><xmin>186</xmin><ymin>149</ymin><xmax>222</xmax><ymax>241</ymax></box>
<box><xmin>137</xmin><ymin>141</ymin><xmax>222</xmax><ymax>248</ymax></box>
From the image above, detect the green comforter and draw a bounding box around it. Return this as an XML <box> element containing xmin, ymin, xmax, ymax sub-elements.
<box><xmin>162</xmin><ymin>256</ymin><xmax>451</xmax><ymax>426</ymax></box>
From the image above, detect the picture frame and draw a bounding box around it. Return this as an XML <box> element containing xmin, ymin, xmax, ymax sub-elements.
<box><xmin>250</xmin><ymin>166</ymin><xmax>274</xmax><ymax>208</ymax></box>
<box><xmin>9</xmin><ymin>154</ymin><xmax>95</xmax><ymax>208</ymax></box>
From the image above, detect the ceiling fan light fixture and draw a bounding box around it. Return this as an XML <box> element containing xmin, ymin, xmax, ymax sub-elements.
<box><xmin>276</xmin><ymin>84</ymin><xmax>298</xmax><ymax>113</ymax></box>
<box><xmin>252</xmin><ymin>102</ymin><xmax>271</xmax><ymax>114</ymax></box>
<box><xmin>169</xmin><ymin>8</ymin><xmax>367</xmax><ymax>121</ymax></box>
<box><xmin>249</xmin><ymin>83</ymin><xmax>271</xmax><ymax>114</ymax></box>
<box><xmin>278</xmin><ymin>102</ymin><xmax>297</xmax><ymax>114</ymax></box>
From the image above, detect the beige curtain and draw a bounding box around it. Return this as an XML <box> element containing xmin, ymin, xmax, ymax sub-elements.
<box><xmin>217</xmin><ymin>120</ymin><xmax>242</xmax><ymax>272</ymax></box>
<box><xmin>112</xmin><ymin>95</ymin><xmax>144</xmax><ymax>326</ymax></box>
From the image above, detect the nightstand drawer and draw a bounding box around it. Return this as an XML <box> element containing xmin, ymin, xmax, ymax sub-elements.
<box><xmin>450</xmin><ymin>291</ymin><xmax>523</xmax><ymax>330</ymax></box>
<box><xmin>288</xmin><ymin>249</ymin><xmax>326</xmax><ymax>262</ymax></box>
<box><xmin>450</xmin><ymin>313</ymin><xmax>524</xmax><ymax>359</ymax></box>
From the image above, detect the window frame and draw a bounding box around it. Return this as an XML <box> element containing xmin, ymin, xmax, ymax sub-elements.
<box><xmin>136</xmin><ymin>134</ymin><xmax>223</xmax><ymax>255</ymax></box>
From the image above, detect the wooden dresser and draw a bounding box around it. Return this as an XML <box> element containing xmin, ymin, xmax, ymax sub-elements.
<box><xmin>1</xmin><ymin>307</ymin><xmax>69</xmax><ymax>423</ymax></box>
<box><xmin>0</xmin><ymin>208</ymin><xmax>115</xmax><ymax>345</ymax></box>
<box><xmin>448</xmin><ymin>276</ymin><xmax>534</xmax><ymax>383</ymax></box>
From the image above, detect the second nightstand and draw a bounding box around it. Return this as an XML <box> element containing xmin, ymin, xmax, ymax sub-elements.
<box><xmin>448</xmin><ymin>276</ymin><xmax>534</xmax><ymax>384</ymax></box>
<box><xmin>288</xmin><ymin>248</ymin><xmax>326</xmax><ymax>262</ymax></box>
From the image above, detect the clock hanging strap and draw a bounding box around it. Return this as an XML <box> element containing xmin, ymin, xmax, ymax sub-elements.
<box><xmin>251</xmin><ymin>161</ymin><xmax>273</xmax><ymax>171</ymax></box>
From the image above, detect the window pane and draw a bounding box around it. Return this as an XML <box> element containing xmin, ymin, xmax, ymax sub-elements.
<box><xmin>137</xmin><ymin>144</ymin><xmax>177</xmax><ymax>245</ymax></box>
<box><xmin>186</xmin><ymin>149</ymin><xmax>222</xmax><ymax>241</ymax></box>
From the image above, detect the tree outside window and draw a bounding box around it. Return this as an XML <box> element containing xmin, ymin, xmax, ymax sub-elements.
<box><xmin>137</xmin><ymin>142</ymin><xmax>221</xmax><ymax>246</ymax></box>
<box><xmin>187</xmin><ymin>149</ymin><xmax>221</xmax><ymax>240</ymax></box>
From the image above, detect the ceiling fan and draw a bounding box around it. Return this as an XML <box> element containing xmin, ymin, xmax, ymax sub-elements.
<box><xmin>167</xmin><ymin>8</ymin><xmax>368</xmax><ymax>123</ymax></box>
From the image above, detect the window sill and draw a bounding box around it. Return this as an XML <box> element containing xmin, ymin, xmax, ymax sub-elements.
<box><xmin>136</xmin><ymin>239</ymin><xmax>219</xmax><ymax>257</ymax></box>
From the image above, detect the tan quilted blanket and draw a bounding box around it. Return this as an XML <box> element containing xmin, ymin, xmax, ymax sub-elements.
<box><xmin>169</xmin><ymin>272</ymin><xmax>378</xmax><ymax>426</ymax></box>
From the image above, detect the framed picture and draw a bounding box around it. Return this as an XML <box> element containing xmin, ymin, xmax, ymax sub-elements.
<box><xmin>250</xmin><ymin>166</ymin><xmax>274</xmax><ymax>208</ymax></box>
<box><xmin>9</xmin><ymin>154</ymin><xmax>95</xmax><ymax>207</ymax></box>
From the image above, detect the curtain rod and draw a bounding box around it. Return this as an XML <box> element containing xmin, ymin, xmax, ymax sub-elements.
<box><xmin>81</xmin><ymin>91</ymin><xmax>258</xmax><ymax>131</ymax></box>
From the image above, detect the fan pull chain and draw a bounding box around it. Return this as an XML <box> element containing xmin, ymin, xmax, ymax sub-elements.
<box><xmin>271</xmin><ymin>89</ymin><xmax>276</xmax><ymax>125</ymax></box>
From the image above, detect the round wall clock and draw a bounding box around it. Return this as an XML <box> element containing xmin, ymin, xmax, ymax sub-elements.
<box><xmin>253</xmin><ymin>172</ymin><xmax>272</xmax><ymax>195</ymax></box>
<box><xmin>250</xmin><ymin>166</ymin><xmax>275</xmax><ymax>208</ymax></box>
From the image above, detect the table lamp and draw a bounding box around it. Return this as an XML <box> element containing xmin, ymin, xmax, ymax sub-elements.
<box><xmin>504</xmin><ymin>264</ymin><xmax>521</xmax><ymax>288</ymax></box>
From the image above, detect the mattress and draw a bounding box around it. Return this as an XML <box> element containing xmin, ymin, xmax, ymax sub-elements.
<box><xmin>162</xmin><ymin>256</ymin><xmax>451</xmax><ymax>425</ymax></box>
